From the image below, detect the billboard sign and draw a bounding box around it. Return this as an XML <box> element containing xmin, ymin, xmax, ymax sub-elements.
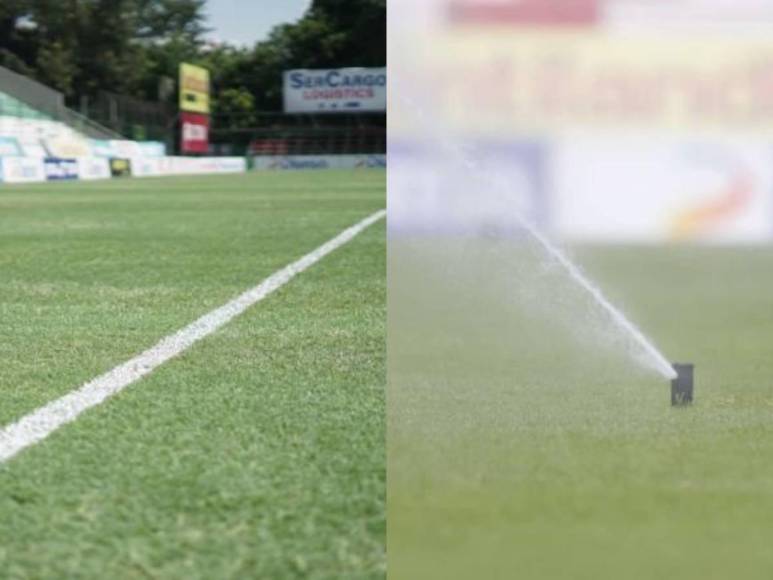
<box><xmin>180</xmin><ymin>112</ymin><xmax>210</xmax><ymax>153</ymax></box>
<box><xmin>179</xmin><ymin>63</ymin><xmax>210</xmax><ymax>114</ymax></box>
<box><xmin>283</xmin><ymin>68</ymin><xmax>386</xmax><ymax>113</ymax></box>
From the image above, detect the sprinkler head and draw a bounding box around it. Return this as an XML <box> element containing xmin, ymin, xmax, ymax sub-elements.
<box><xmin>671</xmin><ymin>363</ymin><xmax>694</xmax><ymax>406</ymax></box>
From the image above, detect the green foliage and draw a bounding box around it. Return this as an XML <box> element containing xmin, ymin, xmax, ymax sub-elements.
<box><xmin>213</xmin><ymin>86</ymin><xmax>255</xmax><ymax>129</ymax></box>
<box><xmin>0</xmin><ymin>0</ymin><xmax>385</xmax><ymax>114</ymax></box>
<box><xmin>34</xmin><ymin>40</ymin><xmax>76</xmax><ymax>94</ymax></box>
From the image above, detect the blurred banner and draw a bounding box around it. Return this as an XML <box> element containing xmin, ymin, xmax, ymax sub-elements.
<box><xmin>448</xmin><ymin>0</ymin><xmax>773</xmax><ymax>29</ymax></box>
<box><xmin>179</xmin><ymin>63</ymin><xmax>210</xmax><ymax>115</ymax></box>
<box><xmin>180</xmin><ymin>112</ymin><xmax>209</xmax><ymax>154</ymax></box>
<box><xmin>389</xmin><ymin>2</ymin><xmax>773</xmax><ymax>244</ymax></box>
<box><xmin>554</xmin><ymin>138</ymin><xmax>773</xmax><ymax>243</ymax></box>
<box><xmin>283</xmin><ymin>68</ymin><xmax>387</xmax><ymax>113</ymax></box>
<box><xmin>406</xmin><ymin>31</ymin><xmax>773</xmax><ymax>136</ymax></box>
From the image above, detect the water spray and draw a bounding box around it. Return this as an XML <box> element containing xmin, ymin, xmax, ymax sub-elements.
<box><xmin>396</xmin><ymin>90</ymin><xmax>685</xmax><ymax>401</ymax></box>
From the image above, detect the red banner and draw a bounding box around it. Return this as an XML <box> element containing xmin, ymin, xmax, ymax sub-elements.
<box><xmin>180</xmin><ymin>112</ymin><xmax>210</xmax><ymax>154</ymax></box>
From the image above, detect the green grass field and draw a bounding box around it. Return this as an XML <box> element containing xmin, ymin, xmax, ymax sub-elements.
<box><xmin>0</xmin><ymin>170</ymin><xmax>385</xmax><ymax>579</ymax></box>
<box><xmin>389</xmin><ymin>239</ymin><xmax>773</xmax><ymax>580</ymax></box>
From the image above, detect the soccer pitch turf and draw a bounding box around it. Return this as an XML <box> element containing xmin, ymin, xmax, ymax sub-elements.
<box><xmin>390</xmin><ymin>240</ymin><xmax>773</xmax><ymax>580</ymax></box>
<box><xmin>0</xmin><ymin>171</ymin><xmax>385</xmax><ymax>578</ymax></box>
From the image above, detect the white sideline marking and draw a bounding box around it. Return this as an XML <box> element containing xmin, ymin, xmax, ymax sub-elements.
<box><xmin>0</xmin><ymin>209</ymin><xmax>385</xmax><ymax>464</ymax></box>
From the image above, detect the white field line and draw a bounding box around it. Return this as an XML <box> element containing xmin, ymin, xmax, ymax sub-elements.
<box><xmin>0</xmin><ymin>209</ymin><xmax>386</xmax><ymax>464</ymax></box>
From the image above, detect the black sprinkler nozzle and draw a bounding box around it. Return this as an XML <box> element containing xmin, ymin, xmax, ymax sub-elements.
<box><xmin>671</xmin><ymin>363</ymin><xmax>694</xmax><ymax>406</ymax></box>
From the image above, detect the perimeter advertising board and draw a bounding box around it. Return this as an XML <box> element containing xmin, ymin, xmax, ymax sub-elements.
<box><xmin>77</xmin><ymin>157</ymin><xmax>111</xmax><ymax>180</ymax></box>
<box><xmin>283</xmin><ymin>68</ymin><xmax>386</xmax><ymax>113</ymax></box>
<box><xmin>252</xmin><ymin>154</ymin><xmax>386</xmax><ymax>171</ymax></box>
<box><xmin>44</xmin><ymin>158</ymin><xmax>79</xmax><ymax>181</ymax></box>
<box><xmin>0</xmin><ymin>157</ymin><xmax>45</xmax><ymax>183</ymax></box>
<box><xmin>553</xmin><ymin>138</ymin><xmax>773</xmax><ymax>243</ymax></box>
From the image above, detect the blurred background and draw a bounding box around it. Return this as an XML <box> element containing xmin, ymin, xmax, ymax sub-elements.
<box><xmin>390</xmin><ymin>0</ymin><xmax>773</xmax><ymax>244</ymax></box>
<box><xmin>389</xmin><ymin>2</ymin><xmax>773</xmax><ymax>579</ymax></box>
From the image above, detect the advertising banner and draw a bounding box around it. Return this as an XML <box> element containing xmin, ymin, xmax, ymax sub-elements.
<box><xmin>283</xmin><ymin>68</ymin><xmax>387</xmax><ymax>113</ymax></box>
<box><xmin>110</xmin><ymin>158</ymin><xmax>132</xmax><ymax>177</ymax></box>
<box><xmin>44</xmin><ymin>158</ymin><xmax>79</xmax><ymax>181</ymax></box>
<box><xmin>553</xmin><ymin>138</ymin><xmax>773</xmax><ymax>243</ymax></box>
<box><xmin>252</xmin><ymin>154</ymin><xmax>387</xmax><ymax>171</ymax></box>
<box><xmin>211</xmin><ymin>157</ymin><xmax>247</xmax><ymax>173</ymax></box>
<box><xmin>76</xmin><ymin>157</ymin><xmax>111</xmax><ymax>180</ymax></box>
<box><xmin>0</xmin><ymin>157</ymin><xmax>45</xmax><ymax>183</ymax></box>
<box><xmin>180</xmin><ymin>112</ymin><xmax>210</xmax><ymax>153</ymax></box>
<box><xmin>127</xmin><ymin>156</ymin><xmax>246</xmax><ymax>177</ymax></box>
<box><xmin>162</xmin><ymin>156</ymin><xmax>245</xmax><ymax>175</ymax></box>
<box><xmin>130</xmin><ymin>157</ymin><xmax>162</xmax><ymax>177</ymax></box>
<box><xmin>406</xmin><ymin>31</ymin><xmax>773</xmax><ymax>136</ymax></box>
<box><xmin>179</xmin><ymin>63</ymin><xmax>210</xmax><ymax>114</ymax></box>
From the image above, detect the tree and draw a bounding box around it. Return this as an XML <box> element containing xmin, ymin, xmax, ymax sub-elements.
<box><xmin>0</xmin><ymin>0</ymin><xmax>210</xmax><ymax>98</ymax></box>
<box><xmin>0</xmin><ymin>0</ymin><xmax>386</xmax><ymax>115</ymax></box>
<box><xmin>310</xmin><ymin>0</ymin><xmax>385</xmax><ymax>66</ymax></box>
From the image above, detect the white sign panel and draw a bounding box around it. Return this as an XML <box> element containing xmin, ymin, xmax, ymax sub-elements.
<box><xmin>283</xmin><ymin>68</ymin><xmax>386</xmax><ymax>113</ymax></box>
<box><xmin>554</xmin><ymin>137</ymin><xmax>773</xmax><ymax>244</ymax></box>
<box><xmin>77</xmin><ymin>157</ymin><xmax>112</xmax><ymax>180</ymax></box>
<box><xmin>0</xmin><ymin>157</ymin><xmax>46</xmax><ymax>183</ymax></box>
<box><xmin>150</xmin><ymin>157</ymin><xmax>246</xmax><ymax>177</ymax></box>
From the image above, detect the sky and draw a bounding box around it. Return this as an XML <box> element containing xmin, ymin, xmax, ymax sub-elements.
<box><xmin>205</xmin><ymin>0</ymin><xmax>313</xmax><ymax>46</ymax></box>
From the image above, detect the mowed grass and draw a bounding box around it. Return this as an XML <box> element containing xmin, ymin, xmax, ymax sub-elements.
<box><xmin>0</xmin><ymin>170</ymin><xmax>385</xmax><ymax>578</ymax></box>
<box><xmin>389</xmin><ymin>240</ymin><xmax>773</xmax><ymax>580</ymax></box>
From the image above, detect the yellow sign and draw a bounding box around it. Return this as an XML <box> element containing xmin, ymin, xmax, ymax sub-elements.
<box><xmin>179</xmin><ymin>63</ymin><xmax>210</xmax><ymax>114</ymax></box>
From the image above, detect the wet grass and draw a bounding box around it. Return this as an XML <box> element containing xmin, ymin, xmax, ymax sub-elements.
<box><xmin>389</xmin><ymin>240</ymin><xmax>773</xmax><ymax>580</ymax></box>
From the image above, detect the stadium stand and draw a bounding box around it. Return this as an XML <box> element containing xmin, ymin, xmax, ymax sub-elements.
<box><xmin>0</xmin><ymin>65</ymin><xmax>246</xmax><ymax>183</ymax></box>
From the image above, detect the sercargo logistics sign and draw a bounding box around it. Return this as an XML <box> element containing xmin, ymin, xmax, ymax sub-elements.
<box><xmin>283</xmin><ymin>67</ymin><xmax>386</xmax><ymax>113</ymax></box>
<box><xmin>179</xmin><ymin>63</ymin><xmax>210</xmax><ymax>114</ymax></box>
